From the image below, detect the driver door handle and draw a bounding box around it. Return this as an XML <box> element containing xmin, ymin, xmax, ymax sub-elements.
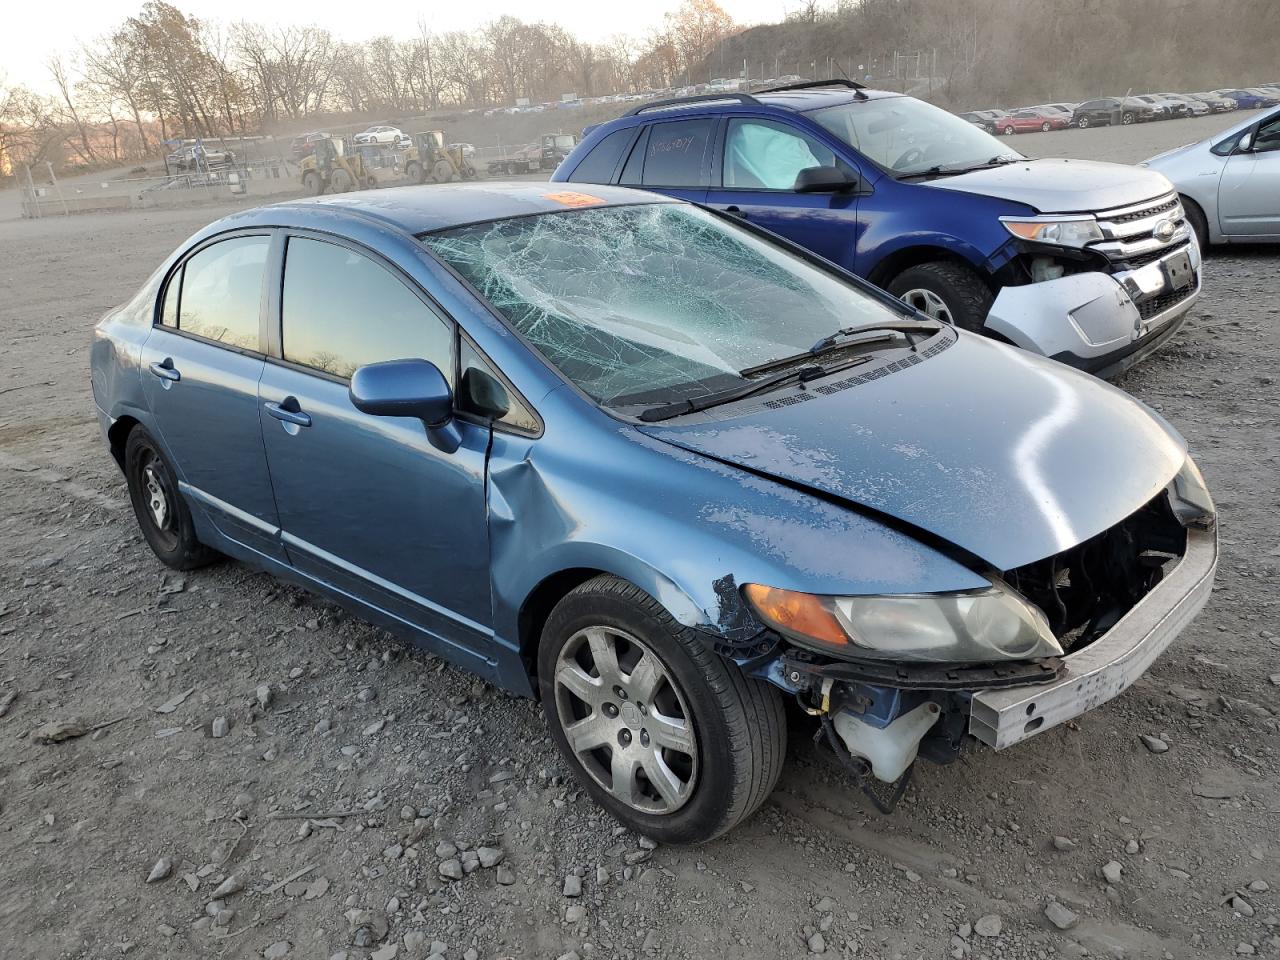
<box><xmin>724</xmin><ymin>205</ymin><xmax>746</xmax><ymax>218</ymax></box>
<box><xmin>148</xmin><ymin>359</ymin><xmax>180</xmax><ymax>382</ymax></box>
<box><xmin>264</xmin><ymin>399</ymin><xmax>312</xmax><ymax>428</ymax></box>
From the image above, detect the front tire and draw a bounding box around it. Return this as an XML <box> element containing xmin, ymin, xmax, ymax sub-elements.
<box><xmin>1182</xmin><ymin>196</ymin><xmax>1210</xmax><ymax>250</ymax></box>
<box><xmin>1003</xmin><ymin>124</ymin><xmax>1015</xmax><ymax>135</ymax></box>
<box><xmin>1078</xmin><ymin>115</ymin><xmax>1091</xmax><ymax>128</ymax></box>
<box><xmin>1122</xmin><ymin>112</ymin><xmax>1135</xmax><ymax>125</ymax></box>
<box><xmin>1041</xmin><ymin>121</ymin><xmax>1051</xmax><ymax>132</ymax></box>
<box><xmin>124</xmin><ymin>426</ymin><xmax>218</xmax><ymax>571</ymax></box>
<box><xmin>538</xmin><ymin>576</ymin><xmax>786</xmax><ymax>844</ymax></box>
<box><xmin>888</xmin><ymin>261</ymin><xmax>994</xmax><ymax>333</ymax></box>
<box><xmin>303</xmin><ymin>170</ymin><xmax>323</xmax><ymax>196</ymax></box>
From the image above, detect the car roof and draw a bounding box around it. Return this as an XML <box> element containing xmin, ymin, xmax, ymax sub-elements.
<box><xmin>265</xmin><ymin>182</ymin><xmax>672</xmax><ymax>235</ymax></box>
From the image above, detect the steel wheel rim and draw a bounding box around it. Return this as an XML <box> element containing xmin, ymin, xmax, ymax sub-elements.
<box><xmin>899</xmin><ymin>287</ymin><xmax>954</xmax><ymax>324</ymax></box>
<box><xmin>553</xmin><ymin>626</ymin><xmax>699</xmax><ymax>815</ymax></box>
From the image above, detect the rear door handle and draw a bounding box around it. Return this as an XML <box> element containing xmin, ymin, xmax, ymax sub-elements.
<box><xmin>724</xmin><ymin>205</ymin><xmax>746</xmax><ymax>217</ymax></box>
<box><xmin>148</xmin><ymin>359</ymin><xmax>180</xmax><ymax>382</ymax></box>
<box><xmin>264</xmin><ymin>400</ymin><xmax>312</xmax><ymax>428</ymax></box>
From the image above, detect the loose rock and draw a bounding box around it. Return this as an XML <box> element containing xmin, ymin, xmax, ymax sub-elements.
<box><xmin>1101</xmin><ymin>860</ymin><xmax>1124</xmax><ymax>884</ymax></box>
<box><xmin>807</xmin><ymin>931</ymin><xmax>827</xmax><ymax>954</ymax></box>
<box><xmin>563</xmin><ymin>874</ymin><xmax>582</xmax><ymax>897</ymax></box>
<box><xmin>33</xmin><ymin>719</ymin><xmax>88</xmax><ymax>744</ymax></box>
<box><xmin>147</xmin><ymin>857</ymin><xmax>172</xmax><ymax>883</ymax></box>
<box><xmin>211</xmin><ymin>716</ymin><xmax>229</xmax><ymax>738</ymax></box>
<box><xmin>1045</xmin><ymin>901</ymin><xmax>1079</xmax><ymax>930</ymax></box>
<box><xmin>1140</xmin><ymin>734</ymin><xmax>1169</xmax><ymax>753</ymax></box>
<box><xmin>478</xmin><ymin>846</ymin><xmax>504</xmax><ymax>868</ymax></box>
<box><xmin>264</xmin><ymin>942</ymin><xmax>291</xmax><ymax>960</ymax></box>
<box><xmin>974</xmin><ymin>914</ymin><xmax>1003</xmax><ymax>938</ymax></box>
<box><xmin>438</xmin><ymin>859</ymin><xmax>463</xmax><ymax>881</ymax></box>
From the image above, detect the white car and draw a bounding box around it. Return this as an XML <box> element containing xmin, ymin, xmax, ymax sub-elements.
<box><xmin>354</xmin><ymin>125</ymin><xmax>408</xmax><ymax>146</ymax></box>
<box><xmin>1143</xmin><ymin>106</ymin><xmax>1280</xmax><ymax>246</ymax></box>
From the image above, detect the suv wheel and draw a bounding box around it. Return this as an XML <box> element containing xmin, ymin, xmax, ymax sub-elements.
<box><xmin>1122</xmin><ymin>112</ymin><xmax>1135</xmax><ymax>124</ymax></box>
<box><xmin>1078</xmin><ymin>115</ymin><xmax>1091</xmax><ymax>128</ymax></box>
<box><xmin>538</xmin><ymin>575</ymin><xmax>786</xmax><ymax>844</ymax></box>
<box><xmin>888</xmin><ymin>262</ymin><xmax>994</xmax><ymax>333</ymax></box>
<box><xmin>124</xmin><ymin>426</ymin><xmax>218</xmax><ymax>570</ymax></box>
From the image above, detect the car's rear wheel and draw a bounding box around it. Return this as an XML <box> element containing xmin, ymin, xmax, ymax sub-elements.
<box><xmin>888</xmin><ymin>261</ymin><xmax>994</xmax><ymax>333</ymax></box>
<box><xmin>124</xmin><ymin>426</ymin><xmax>218</xmax><ymax>571</ymax></box>
<box><xmin>1182</xmin><ymin>196</ymin><xmax>1210</xmax><ymax>250</ymax></box>
<box><xmin>538</xmin><ymin>575</ymin><xmax>786</xmax><ymax>844</ymax></box>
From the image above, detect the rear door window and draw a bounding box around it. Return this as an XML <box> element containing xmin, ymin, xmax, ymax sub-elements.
<box><xmin>638</xmin><ymin>118</ymin><xmax>714</xmax><ymax>187</ymax></box>
<box><xmin>281</xmin><ymin>236</ymin><xmax>453</xmax><ymax>381</ymax></box>
<box><xmin>568</xmin><ymin>128</ymin><xmax>636</xmax><ymax>183</ymax></box>
<box><xmin>176</xmin><ymin>236</ymin><xmax>269</xmax><ymax>351</ymax></box>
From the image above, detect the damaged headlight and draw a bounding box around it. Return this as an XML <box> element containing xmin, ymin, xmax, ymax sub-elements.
<box><xmin>1000</xmin><ymin>215</ymin><xmax>1104</xmax><ymax>250</ymax></box>
<box><xmin>743</xmin><ymin>581</ymin><xmax>1063</xmax><ymax>664</ymax></box>
<box><xmin>1168</xmin><ymin>454</ymin><xmax>1215</xmax><ymax>528</ymax></box>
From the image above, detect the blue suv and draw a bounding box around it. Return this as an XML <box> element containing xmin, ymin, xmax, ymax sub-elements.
<box><xmin>554</xmin><ymin>80</ymin><xmax>1201</xmax><ymax>377</ymax></box>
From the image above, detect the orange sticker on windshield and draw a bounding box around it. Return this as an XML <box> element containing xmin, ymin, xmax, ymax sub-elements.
<box><xmin>543</xmin><ymin>190</ymin><xmax>606</xmax><ymax>208</ymax></box>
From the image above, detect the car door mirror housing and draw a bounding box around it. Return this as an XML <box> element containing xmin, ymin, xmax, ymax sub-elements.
<box><xmin>794</xmin><ymin>165</ymin><xmax>860</xmax><ymax>194</ymax></box>
<box><xmin>459</xmin><ymin>367</ymin><xmax>510</xmax><ymax>420</ymax></box>
<box><xmin>349</xmin><ymin>358</ymin><xmax>454</xmax><ymax>428</ymax></box>
<box><xmin>1237</xmin><ymin>130</ymin><xmax>1254</xmax><ymax>153</ymax></box>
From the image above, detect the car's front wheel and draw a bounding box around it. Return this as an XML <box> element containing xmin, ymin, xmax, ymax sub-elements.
<box><xmin>1078</xmin><ymin>115</ymin><xmax>1091</xmax><ymax>128</ymax></box>
<box><xmin>888</xmin><ymin>261</ymin><xmax>994</xmax><ymax>333</ymax></box>
<box><xmin>1182</xmin><ymin>196</ymin><xmax>1210</xmax><ymax>250</ymax></box>
<box><xmin>124</xmin><ymin>426</ymin><xmax>218</xmax><ymax>570</ymax></box>
<box><xmin>1003</xmin><ymin>124</ymin><xmax>1015</xmax><ymax>135</ymax></box>
<box><xmin>1040</xmin><ymin>121</ymin><xmax>1051</xmax><ymax>132</ymax></box>
<box><xmin>539</xmin><ymin>575</ymin><xmax>786</xmax><ymax>844</ymax></box>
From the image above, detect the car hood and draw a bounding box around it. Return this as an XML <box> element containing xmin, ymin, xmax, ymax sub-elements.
<box><xmin>640</xmin><ymin>333</ymin><xmax>1187</xmax><ymax>572</ymax></box>
<box><xmin>929</xmin><ymin>158</ymin><xmax>1174</xmax><ymax>212</ymax></box>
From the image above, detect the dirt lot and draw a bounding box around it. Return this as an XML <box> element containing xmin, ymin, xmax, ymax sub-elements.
<box><xmin>1</xmin><ymin>116</ymin><xmax>1277</xmax><ymax>960</ymax></box>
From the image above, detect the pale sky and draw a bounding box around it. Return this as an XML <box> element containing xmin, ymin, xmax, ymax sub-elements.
<box><xmin>4</xmin><ymin>0</ymin><xmax>796</xmax><ymax>93</ymax></box>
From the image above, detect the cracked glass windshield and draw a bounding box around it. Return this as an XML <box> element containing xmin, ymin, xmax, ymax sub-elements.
<box><xmin>422</xmin><ymin>203</ymin><xmax>909</xmax><ymax>407</ymax></box>
<box><xmin>810</xmin><ymin>97</ymin><xmax>1020</xmax><ymax>176</ymax></box>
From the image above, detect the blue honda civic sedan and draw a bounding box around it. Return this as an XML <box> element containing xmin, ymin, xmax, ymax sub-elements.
<box><xmin>92</xmin><ymin>183</ymin><xmax>1217</xmax><ymax>842</ymax></box>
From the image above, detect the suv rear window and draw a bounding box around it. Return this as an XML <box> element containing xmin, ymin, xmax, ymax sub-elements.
<box><xmin>568</xmin><ymin>128</ymin><xmax>636</xmax><ymax>183</ymax></box>
<box><xmin>624</xmin><ymin>118</ymin><xmax>713</xmax><ymax>188</ymax></box>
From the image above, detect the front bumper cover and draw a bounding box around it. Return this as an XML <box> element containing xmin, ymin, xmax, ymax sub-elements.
<box><xmin>984</xmin><ymin>241</ymin><xmax>1201</xmax><ymax>376</ymax></box>
<box><xmin>969</xmin><ymin>524</ymin><xmax>1217</xmax><ymax>750</ymax></box>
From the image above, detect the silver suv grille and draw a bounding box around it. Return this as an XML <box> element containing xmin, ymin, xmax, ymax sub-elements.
<box><xmin>1092</xmin><ymin>192</ymin><xmax>1190</xmax><ymax>263</ymax></box>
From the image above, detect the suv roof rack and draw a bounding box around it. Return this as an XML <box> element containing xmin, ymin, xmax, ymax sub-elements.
<box><xmin>627</xmin><ymin>93</ymin><xmax>761</xmax><ymax>116</ymax></box>
<box><xmin>759</xmin><ymin>78</ymin><xmax>867</xmax><ymax>94</ymax></box>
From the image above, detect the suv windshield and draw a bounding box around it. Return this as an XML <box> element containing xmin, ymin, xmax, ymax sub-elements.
<box><xmin>809</xmin><ymin>96</ymin><xmax>1021</xmax><ymax>176</ymax></box>
<box><xmin>422</xmin><ymin>203</ymin><xmax>917</xmax><ymax>408</ymax></box>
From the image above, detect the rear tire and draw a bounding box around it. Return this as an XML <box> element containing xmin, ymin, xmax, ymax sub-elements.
<box><xmin>406</xmin><ymin>161</ymin><xmax>424</xmax><ymax>184</ymax></box>
<box><xmin>330</xmin><ymin>168</ymin><xmax>354</xmax><ymax>193</ymax></box>
<box><xmin>888</xmin><ymin>261</ymin><xmax>994</xmax><ymax>333</ymax></box>
<box><xmin>124</xmin><ymin>426</ymin><xmax>218</xmax><ymax>571</ymax></box>
<box><xmin>538</xmin><ymin>575</ymin><xmax>787</xmax><ymax>844</ymax></box>
<box><xmin>303</xmin><ymin>171</ymin><xmax>323</xmax><ymax>196</ymax></box>
<box><xmin>1182</xmin><ymin>196</ymin><xmax>1210</xmax><ymax>250</ymax></box>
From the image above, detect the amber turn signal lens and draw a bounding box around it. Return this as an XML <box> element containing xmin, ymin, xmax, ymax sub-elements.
<box><xmin>742</xmin><ymin>584</ymin><xmax>849</xmax><ymax>648</ymax></box>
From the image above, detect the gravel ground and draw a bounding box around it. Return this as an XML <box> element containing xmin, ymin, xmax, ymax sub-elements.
<box><xmin>0</xmin><ymin>117</ymin><xmax>1277</xmax><ymax>960</ymax></box>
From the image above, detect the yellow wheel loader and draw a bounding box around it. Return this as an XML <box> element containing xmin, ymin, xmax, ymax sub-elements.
<box><xmin>298</xmin><ymin>136</ymin><xmax>377</xmax><ymax>195</ymax></box>
<box><xmin>403</xmin><ymin>131</ymin><xmax>479</xmax><ymax>185</ymax></box>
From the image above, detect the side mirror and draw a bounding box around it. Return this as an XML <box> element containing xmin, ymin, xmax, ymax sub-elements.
<box><xmin>459</xmin><ymin>367</ymin><xmax>510</xmax><ymax>420</ymax></box>
<box><xmin>350</xmin><ymin>357</ymin><xmax>454</xmax><ymax>421</ymax></box>
<box><xmin>794</xmin><ymin>165</ymin><xmax>860</xmax><ymax>194</ymax></box>
<box><xmin>1237</xmin><ymin>130</ymin><xmax>1255</xmax><ymax>153</ymax></box>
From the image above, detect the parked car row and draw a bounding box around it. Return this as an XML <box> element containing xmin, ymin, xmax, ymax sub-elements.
<box><xmin>960</xmin><ymin>83</ymin><xmax>1279</xmax><ymax>133</ymax></box>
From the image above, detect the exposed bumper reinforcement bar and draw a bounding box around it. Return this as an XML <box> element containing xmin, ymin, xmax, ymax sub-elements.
<box><xmin>969</xmin><ymin>525</ymin><xmax>1217</xmax><ymax>751</ymax></box>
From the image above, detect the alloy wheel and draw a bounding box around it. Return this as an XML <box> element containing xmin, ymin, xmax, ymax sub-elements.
<box><xmin>139</xmin><ymin>452</ymin><xmax>179</xmax><ymax>550</ymax></box>
<box><xmin>898</xmin><ymin>287</ymin><xmax>955</xmax><ymax>324</ymax></box>
<box><xmin>553</xmin><ymin>626</ymin><xmax>698</xmax><ymax>815</ymax></box>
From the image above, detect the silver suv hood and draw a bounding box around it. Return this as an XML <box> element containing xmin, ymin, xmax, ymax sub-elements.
<box><xmin>929</xmin><ymin>158</ymin><xmax>1174</xmax><ymax>213</ymax></box>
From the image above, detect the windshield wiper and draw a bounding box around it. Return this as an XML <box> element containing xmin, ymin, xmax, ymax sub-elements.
<box><xmin>638</xmin><ymin>357</ymin><xmax>874</xmax><ymax>423</ymax></box>
<box><xmin>899</xmin><ymin>155</ymin><xmax>1021</xmax><ymax>180</ymax></box>
<box><xmin>807</xmin><ymin>319</ymin><xmax>941</xmax><ymax>356</ymax></box>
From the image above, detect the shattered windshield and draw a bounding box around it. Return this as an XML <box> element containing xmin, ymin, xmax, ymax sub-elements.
<box><xmin>810</xmin><ymin>96</ymin><xmax>1021</xmax><ymax>176</ymax></box>
<box><xmin>422</xmin><ymin>203</ymin><xmax>909</xmax><ymax>407</ymax></box>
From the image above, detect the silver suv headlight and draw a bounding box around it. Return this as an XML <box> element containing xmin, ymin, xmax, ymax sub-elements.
<box><xmin>743</xmin><ymin>582</ymin><xmax>1063</xmax><ymax>664</ymax></box>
